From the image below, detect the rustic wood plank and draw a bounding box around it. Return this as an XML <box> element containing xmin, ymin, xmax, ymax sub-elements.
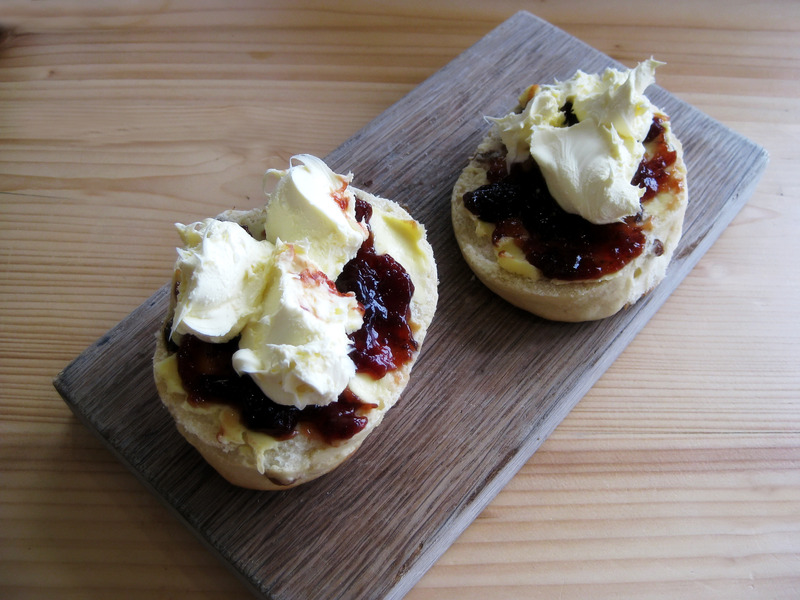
<box><xmin>53</xmin><ymin>11</ymin><xmax>768</xmax><ymax>600</ymax></box>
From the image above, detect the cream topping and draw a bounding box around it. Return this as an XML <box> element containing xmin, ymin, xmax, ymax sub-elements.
<box><xmin>171</xmin><ymin>218</ymin><xmax>274</xmax><ymax>343</ymax></box>
<box><xmin>263</xmin><ymin>154</ymin><xmax>368</xmax><ymax>279</ymax></box>
<box><xmin>231</xmin><ymin>242</ymin><xmax>363</xmax><ymax>409</ymax></box>
<box><xmin>170</xmin><ymin>155</ymin><xmax>368</xmax><ymax>408</ymax></box>
<box><xmin>490</xmin><ymin>58</ymin><xmax>663</xmax><ymax>224</ymax></box>
<box><xmin>169</xmin><ymin>155</ymin><xmax>431</xmax><ymax>412</ymax></box>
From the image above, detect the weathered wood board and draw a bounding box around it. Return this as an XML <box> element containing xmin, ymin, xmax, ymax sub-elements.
<box><xmin>54</xmin><ymin>11</ymin><xmax>768</xmax><ymax>600</ymax></box>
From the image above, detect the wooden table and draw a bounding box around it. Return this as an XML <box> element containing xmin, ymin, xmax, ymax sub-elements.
<box><xmin>2</xmin><ymin>1</ymin><xmax>798</xmax><ymax>598</ymax></box>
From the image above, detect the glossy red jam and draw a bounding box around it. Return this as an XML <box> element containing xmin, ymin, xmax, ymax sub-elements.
<box><xmin>336</xmin><ymin>199</ymin><xmax>417</xmax><ymax>379</ymax></box>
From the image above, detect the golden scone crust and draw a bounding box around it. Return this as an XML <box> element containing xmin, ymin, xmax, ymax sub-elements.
<box><xmin>153</xmin><ymin>189</ymin><xmax>437</xmax><ymax>490</ymax></box>
<box><xmin>451</xmin><ymin>120</ymin><xmax>687</xmax><ymax>322</ymax></box>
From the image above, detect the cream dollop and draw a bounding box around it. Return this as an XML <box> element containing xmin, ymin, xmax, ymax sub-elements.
<box><xmin>171</xmin><ymin>218</ymin><xmax>275</xmax><ymax>343</ymax></box>
<box><xmin>490</xmin><ymin>58</ymin><xmax>663</xmax><ymax>224</ymax></box>
<box><xmin>231</xmin><ymin>242</ymin><xmax>363</xmax><ymax>409</ymax></box>
<box><xmin>263</xmin><ymin>154</ymin><xmax>368</xmax><ymax>279</ymax></box>
<box><xmin>170</xmin><ymin>155</ymin><xmax>373</xmax><ymax>409</ymax></box>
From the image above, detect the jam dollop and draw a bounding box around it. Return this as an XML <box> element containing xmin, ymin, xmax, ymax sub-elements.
<box><xmin>336</xmin><ymin>198</ymin><xmax>417</xmax><ymax>379</ymax></box>
<box><xmin>172</xmin><ymin>198</ymin><xmax>416</xmax><ymax>443</ymax></box>
<box><xmin>463</xmin><ymin>115</ymin><xmax>678</xmax><ymax>281</ymax></box>
<box><xmin>176</xmin><ymin>332</ymin><xmax>375</xmax><ymax>443</ymax></box>
<box><xmin>632</xmin><ymin>116</ymin><xmax>679</xmax><ymax>202</ymax></box>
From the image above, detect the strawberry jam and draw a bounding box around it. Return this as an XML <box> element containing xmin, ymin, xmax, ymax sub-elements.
<box><xmin>463</xmin><ymin>114</ymin><xmax>678</xmax><ymax>281</ymax></box>
<box><xmin>172</xmin><ymin>199</ymin><xmax>414</xmax><ymax>443</ymax></box>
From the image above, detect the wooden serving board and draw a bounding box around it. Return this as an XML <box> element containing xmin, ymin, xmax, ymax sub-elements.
<box><xmin>54</xmin><ymin>11</ymin><xmax>768</xmax><ymax>600</ymax></box>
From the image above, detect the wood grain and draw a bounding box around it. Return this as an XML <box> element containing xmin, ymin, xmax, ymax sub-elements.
<box><xmin>49</xmin><ymin>11</ymin><xmax>768</xmax><ymax>600</ymax></box>
<box><xmin>2</xmin><ymin>2</ymin><xmax>799</xmax><ymax>599</ymax></box>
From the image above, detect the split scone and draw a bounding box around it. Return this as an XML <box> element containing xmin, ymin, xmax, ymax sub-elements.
<box><xmin>153</xmin><ymin>155</ymin><xmax>438</xmax><ymax>490</ymax></box>
<box><xmin>452</xmin><ymin>59</ymin><xmax>687</xmax><ymax>321</ymax></box>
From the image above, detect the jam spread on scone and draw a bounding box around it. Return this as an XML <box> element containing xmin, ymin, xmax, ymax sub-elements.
<box><xmin>463</xmin><ymin>113</ymin><xmax>680</xmax><ymax>281</ymax></box>
<box><xmin>460</xmin><ymin>59</ymin><xmax>685</xmax><ymax>283</ymax></box>
<box><xmin>336</xmin><ymin>198</ymin><xmax>417</xmax><ymax>378</ymax></box>
<box><xmin>632</xmin><ymin>116</ymin><xmax>683</xmax><ymax>202</ymax></box>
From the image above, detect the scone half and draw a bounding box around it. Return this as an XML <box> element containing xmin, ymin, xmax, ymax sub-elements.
<box><xmin>154</xmin><ymin>185</ymin><xmax>438</xmax><ymax>490</ymax></box>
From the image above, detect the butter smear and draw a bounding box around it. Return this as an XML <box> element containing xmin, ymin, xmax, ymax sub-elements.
<box><xmin>490</xmin><ymin>58</ymin><xmax>664</xmax><ymax>224</ymax></box>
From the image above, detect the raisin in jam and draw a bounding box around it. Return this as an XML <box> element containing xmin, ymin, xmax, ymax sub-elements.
<box><xmin>463</xmin><ymin>113</ymin><xmax>678</xmax><ymax>281</ymax></box>
<box><xmin>172</xmin><ymin>199</ymin><xmax>415</xmax><ymax>444</ymax></box>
